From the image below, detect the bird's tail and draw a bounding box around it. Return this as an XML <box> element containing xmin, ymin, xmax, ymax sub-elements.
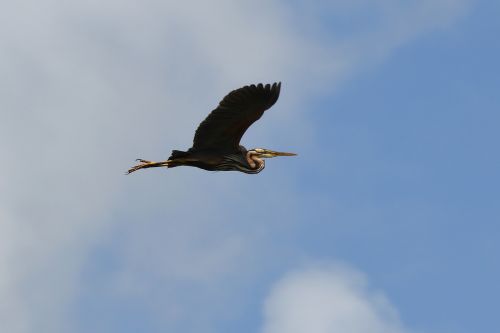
<box><xmin>169</xmin><ymin>150</ymin><xmax>190</xmax><ymax>160</ymax></box>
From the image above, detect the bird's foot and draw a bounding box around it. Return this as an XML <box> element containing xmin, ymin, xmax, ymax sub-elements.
<box><xmin>127</xmin><ymin>159</ymin><xmax>152</xmax><ymax>174</ymax></box>
<box><xmin>126</xmin><ymin>159</ymin><xmax>170</xmax><ymax>175</ymax></box>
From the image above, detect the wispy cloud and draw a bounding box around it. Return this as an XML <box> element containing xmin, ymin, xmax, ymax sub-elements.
<box><xmin>261</xmin><ymin>263</ymin><xmax>411</xmax><ymax>333</ymax></box>
<box><xmin>0</xmin><ymin>1</ymin><xmax>469</xmax><ymax>332</ymax></box>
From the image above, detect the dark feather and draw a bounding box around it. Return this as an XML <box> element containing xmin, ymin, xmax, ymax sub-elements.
<box><xmin>191</xmin><ymin>82</ymin><xmax>281</xmax><ymax>151</ymax></box>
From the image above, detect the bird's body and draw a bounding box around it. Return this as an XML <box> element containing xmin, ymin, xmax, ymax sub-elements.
<box><xmin>156</xmin><ymin>147</ymin><xmax>258</xmax><ymax>173</ymax></box>
<box><xmin>127</xmin><ymin>82</ymin><xmax>296</xmax><ymax>175</ymax></box>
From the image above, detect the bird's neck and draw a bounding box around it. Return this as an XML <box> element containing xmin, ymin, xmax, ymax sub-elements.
<box><xmin>246</xmin><ymin>150</ymin><xmax>265</xmax><ymax>171</ymax></box>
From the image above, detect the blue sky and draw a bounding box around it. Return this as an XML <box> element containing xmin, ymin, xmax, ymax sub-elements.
<box><xmin>1</xmin><ymin>1</ymin><xmax>499</xmax><ymax>333</ymax></box>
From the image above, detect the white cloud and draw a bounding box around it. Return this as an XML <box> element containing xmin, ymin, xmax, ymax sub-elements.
<box><xmin>0</xmin><ymin>0</ymin><xmax>468</xmax><ymax>332</ymax></box>
<box><xmin>261</xmin><ymin>263</ymin><xmax>411</xmax><ymax>333</ymax></box>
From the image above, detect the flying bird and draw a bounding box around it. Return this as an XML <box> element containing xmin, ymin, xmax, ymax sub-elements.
<box><xmin>127</xmin><ymin>82</ymin><xmax>296</xmax><ymax>175</ymax></box>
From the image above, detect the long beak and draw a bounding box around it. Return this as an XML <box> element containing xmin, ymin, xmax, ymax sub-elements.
<box><xmin>259</xmin><ymin>149</ymin><xmax>297</xmax><ymax>158</ymax></box>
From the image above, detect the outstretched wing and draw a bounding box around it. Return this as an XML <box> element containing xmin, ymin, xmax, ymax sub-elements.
<box><xmin>191</xmin><ymin>82</ymin><xmax>281</xmax><ymax>151</ymax></box>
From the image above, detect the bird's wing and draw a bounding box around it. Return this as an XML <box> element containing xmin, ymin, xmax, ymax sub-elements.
<box><xmin>191</xmin><ymin>82</ymin><xmax>281</xmax><ymax>151</ymax></box>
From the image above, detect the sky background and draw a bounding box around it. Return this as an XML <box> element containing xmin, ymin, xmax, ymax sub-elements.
<box><xmin>1</xmin><ymin>1</ymin><xmax>499</xmax><ymax>333</ymax></box>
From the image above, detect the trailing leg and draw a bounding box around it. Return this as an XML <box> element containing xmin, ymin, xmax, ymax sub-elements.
<box><xmin>126</xmin><ymin>159</ymin><xmax>171</xmax><ymax>174</ymax></box>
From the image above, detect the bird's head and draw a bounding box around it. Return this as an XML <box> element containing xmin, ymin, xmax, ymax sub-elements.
<box><xmin>246</xmin><ymin>148</ymin><xmax>297</xmax><ymax>171</ymax></box>
<box><xmin>250</xmin><ymin>148</ymin><xmax>297</xmax><ymax>158</ymax></box>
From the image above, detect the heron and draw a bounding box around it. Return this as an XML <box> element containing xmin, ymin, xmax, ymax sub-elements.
<box><xmin>127</xmin><ymin>82</ymin><xmax>296</xmax><ymax>175</ymax></box>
